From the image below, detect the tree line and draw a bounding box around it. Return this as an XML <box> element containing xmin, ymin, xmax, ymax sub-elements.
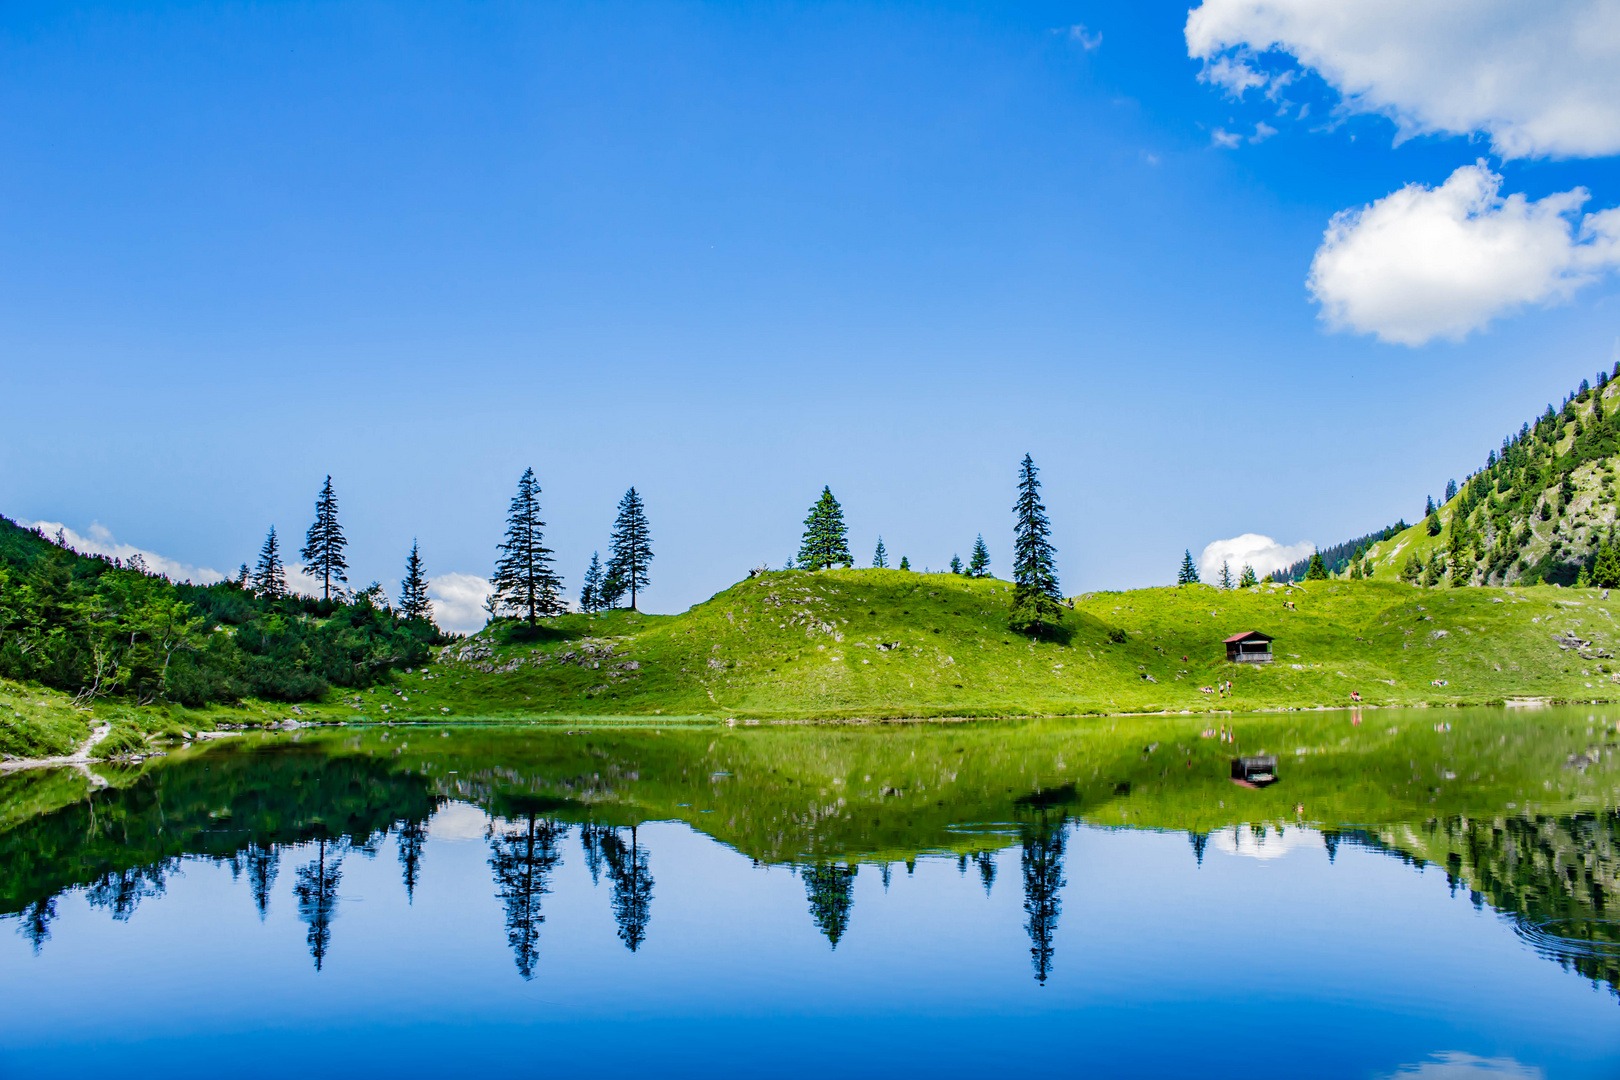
<box><xmin>487</xmin><ymin>453</ymin><xmax>1066</xmax><ymax>637</ymax></box>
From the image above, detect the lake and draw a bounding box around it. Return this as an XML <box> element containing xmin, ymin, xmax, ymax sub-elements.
<box><xmin>2</xmin><ymin>705</ymin><xmax>1617</xmax><ymax>1079</ymax></box>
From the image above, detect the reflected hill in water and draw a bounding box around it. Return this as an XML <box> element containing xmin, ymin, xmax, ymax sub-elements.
<box><xmin>1</xmin><ymin>707</ymin><xmax>1616</xmax><ymax>992</ymax></box>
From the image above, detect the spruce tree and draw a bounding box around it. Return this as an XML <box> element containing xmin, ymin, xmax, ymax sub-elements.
<box><xmin>1444</xmin><ymin>479</ymin><xmax>1458</xmax><ymax>502</ymax></box>
<box><xmin>797</xmin><ymin>487</ymin><xmax>852</xmax><ymax>570</ymax></box>
<box><xmin>236</xmin><ymin>563</ymin><xmax>250</xmax><ymax>587</ymax></box>
<box><xmin>949</xmin><ymin>555</ymin><xmax>964</xmax><ymax>575</ymax></box>
<box><xmin>1010</xmin><ymin>454</ymin><xmax>1062</xmax><ymax>637</ymax></box>
<box><xmin>606</xmin><ymin>487</ymin><xmax>654</xmax><ymax>610</ymax></box>
<box><xmin>1593</xmin><ymin>543</ymin><xmax>1620</xmax><ymax>589</ymax></box>
<box><xmin>872</xmin><ymin>537</ymin><xmax>888</xmax><ymax>569</ymax></box>
<box><xmin>968</xmin><ymin>534</ymin><xmax>991</xmax><ymax>578</ymax></box>
<box><xmin>1238</xmin><ymin>564</ymin><xmax>1258</xmax><ymax>588</ymax></box>
<box><xmin>399</xmin><ymin>540</ymin><xmax>433</xmax><ymax>621</ymax></box>
<box><xmin>1218</xmin><ymin>561</ymin><xmax>1233</xmax><ymax>589</ymax></box>
<box><xmin>1305</xmin><ymin>551</ymin><xmax>1328</xmax><ymax>580</ymax></box>
<box><xmin>1176</xmin><ymin>550</ymin><xmax>1200</xmax><ymax>585</ymax></box>
<box><xmin>899</xmin><ymin>556</ymin><xmax>910</xmax><ymax>571</ymax></box>
<box><xmin>252</xmin><ymin>527</ymin><xmax>286</xmax><ymax>600</ymax></box>
<box><xmin>300</xmin><ymin>476</ymin><xmax>349</xmax><ymax>602</ymax></box>
<box><xmin>580</xmin><ymin>552</ymin><xmax>605</xmax><ymax>613</ymax></box>
<box><xmin>490</xmin><ymin>468</ymin><xmax>564</xmax><ymax>625</ymax></box>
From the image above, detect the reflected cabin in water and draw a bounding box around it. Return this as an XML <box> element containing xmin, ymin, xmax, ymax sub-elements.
<box><xmin>1223</xmin><ymin>631</ymin><xmax>1273</xmax><ymax>664</ymax></box>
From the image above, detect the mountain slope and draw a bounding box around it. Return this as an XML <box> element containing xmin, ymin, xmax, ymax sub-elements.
<box><xmin>1362</xmin><ymin>368</ymin><xmax>1620</xmax><ymax>586</ymax></box>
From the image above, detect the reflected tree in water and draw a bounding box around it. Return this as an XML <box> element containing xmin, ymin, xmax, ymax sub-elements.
<box><xmin>1021</xmin><ymin>816</ymin><xmax>1066</xmax><ymax>984</ymax></box>
<box><xmin>602</xmin><ymin>824</ymin><xmax>653</xmax><ymax>952</ymax></box>
<box><xmin>15</xmin><ymin>897</ymin><xmax>56</xmax><ymax>954</ymax></box>
<box><xmin>245</xmin><ymin>843</ymin><xmax>279</xmax><ymax>920</ymax></box>
<box><xmin>804</xmin><ymin>863</ymin><xmax>857</xmax><ymax>948</ymax></box>
<box><xmin>86</xmin><ymin>861</ymin><xmax>174</xmax><ymax>922</ymax></box>
<box><xmin>975</xmin><ymin>850</ymin><xmax>997</xmax><ymax>895</ymax></box>
<box><xmin>1189</xmin><ymin>832</ymin><xmax>1208</xmax><ymax>867</ymax></box>
<box><xmin>294</xmin><ymin>838</ymin><xmax>345</xmax><ymax>971</ymax></box>
<box><xmin>579</xmin><ymin>822</ymin><xmax>608</xmax><ymax>886</ymax></box>
<box><xmin>397</xmin><ymin>820</ymin><xmax>427</xmax><ymax>903</ymax></box>
<box><xmin>488</xmin><ymin>814</ymin><xmax>566</xmax><ymax>979</ymax></box>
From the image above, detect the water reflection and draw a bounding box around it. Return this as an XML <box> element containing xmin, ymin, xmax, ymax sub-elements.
<box><xmin>0</xmin><ymin>707</ymin><xmax>1616</xmax><ymax>998</ymax></box>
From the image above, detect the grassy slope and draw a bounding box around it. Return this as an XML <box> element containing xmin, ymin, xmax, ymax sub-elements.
<box><xmin>9</xmin><ymin>568</ymin><xmax>1620</xmax><ymax>756</ymax></box>
<box><xmin>262</xmin><ymin>569</ymin><xmax>1620</xmax><ymax>726</ymax></box>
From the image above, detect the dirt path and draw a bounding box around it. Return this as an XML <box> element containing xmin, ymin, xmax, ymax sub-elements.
<box><xmin>0</xmin><ymin>723</ymin><xmax>113</xmax><ymax>776</ymax></box>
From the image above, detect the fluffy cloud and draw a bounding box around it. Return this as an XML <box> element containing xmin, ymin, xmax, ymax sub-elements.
<box><xmin>1307</xmin><ymin>162</ymin><xmax>1620</xmax><ymax>345</ymax></box>
<box><xmin>1186</xmin><ymin>0</ymin><xmax>1620</xmax><ymax>159</ymax></box>
<box><xmin>1198</xmin><ymin>534</ymin><xmax>1315</xmax><ymax>583</ymax></box>
<box><xmin>429</xmin><ymin>573</ymin><xmax>493</xmax><ymax>635</ymax></box>
<box><xmin>21</xmin><ymin>519</ymin><xmax>226</xmax><ymax>584</ymax></box>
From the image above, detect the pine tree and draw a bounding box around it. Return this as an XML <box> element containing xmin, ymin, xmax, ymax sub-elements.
<box><xmin>579</xmin><ymin>552</ymin><xmax>605</xmax><ymax>613</ymax></box>
<box><xmin>1594</xmin><ymin>543</ymin><xmax>1620</xmax><ymax>589</ymax></box>
<box><xmin>602</xmin><ymin>487</ymin><xmax>653</xmax><ymax>610</ymax></box>
<box><xmin>399</xmin><ymin>540</ymin><xmax>433</xmax><ymax>621</ymax></box>
<box><xmin>968</xmin><ymin>535</ymin><xmax>991</xmax><ymax>578</ymax></box>
<box><xmin>1238</xmin><ymin>564</ymin><xmax>1258</xmax><ymax>588</ymax></box>
<box><xmin>490</xmin><ymin>468</ymin><xmax>564</xmax><ymax>625</ymax></box>
<box><xmin>1218</xmin><ymin>561</ymin><xmax>1233</xmax><ymax>589</ymax></box>
<box><xmin>299</xmin><ymin>476</ymin><xmax>349</xmax><ymax>602</ymax></box>
<box><xmin>797</xmin><ymin>487</ymin><xmax>852</xmax><ymax>570</ymax></box>
<box><xmin>872</xmin><ymin>537</ymin><xmax>888</xmax><ymax>569</ymax></box>
<box><xmin>1010</xmin><ymin>454</ymin><xmax>1062</xmax><ymax>637</ymax></box>
<box><xmin>1177</xmin><ymin>550</ymin><xmax>1200</xmax><ymax>585</ymax></box>
<box><xmin>1305</xmin><ymin>551</ymin><xmax>1329</xmax><ymax>580</ymax></box>
<box><xmin>949</xmin><ymin>554</ymin><xmax>963</xmax><ymax>575</ymax></box>
<box><xmin>1444</xmin><ymin>479</ymin><xmax>1458</xmax><ymax>502</ymax></box>
<box><xmin>252</xmin><ymin>527</ymin><xmax>286</xmax><ymax>599</ymax></box>
<box><xmin>236</xmin><ymin>563</ymin><xmax>250</xmax><ymax>587</ymax></box>
<box><xmin>1425</xmin><ymin>495</ymin><xmax>1435</xmax><ymax>516</ymax></box>
<box><xmin>899</xmin><ymin>556</ymin><xmax>910</xmax><ymax>571</ymax></box>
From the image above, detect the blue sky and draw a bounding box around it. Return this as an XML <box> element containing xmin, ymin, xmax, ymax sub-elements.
<box><xmin>4</xmin><ymin>1</ymin><xmax>1619</xmax><ymax>627</ymax></box>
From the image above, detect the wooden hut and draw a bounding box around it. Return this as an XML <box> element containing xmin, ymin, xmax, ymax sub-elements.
<box><xmin>1223</xmin><ymin>630</ymin><xmax>1274</xmax><ymax>663</ymax></box>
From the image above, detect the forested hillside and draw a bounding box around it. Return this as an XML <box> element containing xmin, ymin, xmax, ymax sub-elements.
<box><xmin>0</xmin><ymin>516</ymin><xmax>442</xmax><ymax>708</ymax></box>
<box><xmin>1288</xmin><ymin>365</ymin><xmax>1620</xmax><ymax>589</ymax></box>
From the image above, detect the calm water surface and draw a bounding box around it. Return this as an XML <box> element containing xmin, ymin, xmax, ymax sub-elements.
<box><xmin>2</xmin><ymin>706</ymin><xmax>1617</xmax><ymax>1079</ymax></box>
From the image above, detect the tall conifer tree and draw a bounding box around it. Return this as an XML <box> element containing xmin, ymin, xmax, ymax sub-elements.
<box><xmin>798</xmin><ymin>487</ymin><xmax>852</xmax><ymax>570</ymax></box>
<box><xmin>1218</xmin><ymin>561</ymin><xmax>1233</xmax><ymax>589</ymax></box>
<box><xmin>399</xmin><ymin>541</ymin><xmax>432</xmax><ymax>621</ymax></box>
<box><xmin>968</xmin><ymin>535</ymin><xmax>991</xmax><ymax>578</ymax></box>
<box><xmin>1010</xmin><ymin>454</ymin><xmax>1062</xmax><ymax>636</ymax></box>
<box><xmin>580</xmin><ymin>552</ymin><xmax>605</xmax><ymax>613</ymax></box>
<box><xmin>300</xmin><ymin>476</ymin><xmax>349</xmax><ymax>602</ymax></box>
<box><xmin>1176</xmin><ymin>550</ymin><xmax>1200</xmax><ymax>585</ymax></box>
<box><xmin>1305</xmin><ymin>551</ymin><xmax>1329</xmax><ymax>580</ymax></box>
<box><xmin>1238</xmin><ymin>564</ymin><xmax>1258</xmax><ymax>588</ymax></box>
<box><xmin>491</xmin><ymin>468</ymin><xmax>564</xmax><ymax>624</ymax></box>
<box><xmin>606</xmin><ymin>487</ymin><xmax>654</xmax><ymax>610</ymax></box>
<box><xmin>252</xmin><ymin>527</ymin><xmax>286</xmax><ymax>600</ymax></box>
<box><xmin>949</xmin><ymin>555</ymin><xmax>964</xmax><ymax>575</ymax></box>
<box><xmin>872</xmin><ymin>537</ymin><xmax>888</xmax><ymax>569</ymax></box>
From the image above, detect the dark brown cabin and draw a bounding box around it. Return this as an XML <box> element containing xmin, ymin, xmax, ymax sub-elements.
<box><xmin>1223</xmin><ymin>630</ymin><xmax>1274</xmax><ymax>663</ymax></box>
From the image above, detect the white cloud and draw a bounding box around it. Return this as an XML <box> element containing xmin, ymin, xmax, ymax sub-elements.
<box><xmin>429</xmin><ymin>572</ymin><xmax>493</xmax><ymax>635</ymax></box>
<box><xmin>1200</xmin><ymin>53</ymin><xmax>1268</xmax><ymax>97</ymax></box>
<box><xmin>1055</xmin><ymin>24</ymin><xmax>1102</xmax><ymax>50</ymax></box>
<box><xmin>1250</xmin><ymin>121</ymin><xmax>1277</xmax><ymax>143</ymax></box>
<box><xmin>1210</xmin><ymin>127</ymin><xmax>1243</xmax><ymax>149</ymax></box>
<box><xmin>1186</xmin><ymin>0</ymin><xmax>1620</xmax><ymax>159</ymax></box>
<box><xmin>1307</xmin><ymin>162</ymin><xmax>1620</xmax><ymax>346</ymax></box>
<box><xmin>1378</xmin><ymin>1052</ymin><xmax>1544</xmax><ymax>1080</ymax></box>
<box><xmin>20</xmin><ymin>519</ymin><xmax>226</xmax><ymax>584</ymax></box>
<box><xmin>1199</xmin><ymin>534</ymin><xmax>1315</xmax><ymax>583</ymax></box>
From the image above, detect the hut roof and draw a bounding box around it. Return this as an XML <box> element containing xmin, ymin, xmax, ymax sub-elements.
<box><xmin>1222</xmin><ymin>630</ymin><xmax>1273</xmax><ymax>644</ymax></box>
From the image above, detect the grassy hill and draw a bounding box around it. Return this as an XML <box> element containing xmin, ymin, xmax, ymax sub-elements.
<box><xmin>9</xmin><ymin>565</ymin><xmax>1620</xmax><ymax>757</ymax></box>
<box><xmin>263</xmin><ymin>568</ymin><xmax>1620</xmax><ymax>725</ymax></box>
